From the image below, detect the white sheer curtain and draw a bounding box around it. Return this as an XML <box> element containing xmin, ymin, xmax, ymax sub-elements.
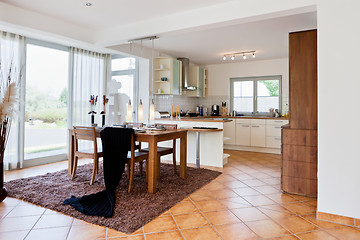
<box><xmin>70</xmin><ymin>47</ymin><xmax>111</xmax><ymax>127</ymax></box>
<box><xmin>0</xmin><ymin>31</ymin><xmax>25</xmax><ymax>170</ymax></box>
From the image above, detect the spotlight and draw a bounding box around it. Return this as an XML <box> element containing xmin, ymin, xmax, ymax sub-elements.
<box><xmin>231</xmin><ymin>55</ymin><xmax>235</xmax><ymax>60</ymax></box>
<box><xmin>223</xmin><ymin>56</ymin><xmax>226</xmax><ymax>61</ymax></box>
<box><xmin>85</xmin><ymin>2</ymin><xmax>92</xmax><ymax>6</ymax></box>
<box><xmin>252</xmin><ymin>52</ymin><xmax>256</xmax><ymax>58</ymax></box>
<box><xmin>243</xmin><ymin>54</ymin><xmax>246</xmax><ymax>60</ymax></box>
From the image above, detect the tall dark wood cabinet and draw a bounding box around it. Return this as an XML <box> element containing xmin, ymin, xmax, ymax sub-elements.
<box><xmin>281</xmin><ymin>30</ymin><xmax>318</xmax><ymax>197</ymax></box>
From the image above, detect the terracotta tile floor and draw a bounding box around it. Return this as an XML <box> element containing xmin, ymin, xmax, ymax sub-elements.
<box><xmin>2</xmin><ymin>150</ymin><xmax>360</xmax><ymax>239</ymax></box>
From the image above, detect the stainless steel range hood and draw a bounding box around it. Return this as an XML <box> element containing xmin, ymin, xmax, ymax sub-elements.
<box><xmin>177</xmin><ymin>57</ymin><xmax>197</xmax><ymax>91</ymax></box>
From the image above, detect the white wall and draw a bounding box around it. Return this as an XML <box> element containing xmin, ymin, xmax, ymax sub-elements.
<box><xmin>205</xmin><ymin>58</ymin><xmax>289</xmax><ymax>112</ymax></box>
<box><xmin>317</xmin><ymin>0</ymin><xmax>360</xmax><ymax>219</ymax></box>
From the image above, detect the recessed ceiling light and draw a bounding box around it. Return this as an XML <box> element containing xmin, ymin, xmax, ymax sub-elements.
<box><xmin>85</xmin><ymin>2</ymin><xmax>92</xmax><ymax>6</ymax></box>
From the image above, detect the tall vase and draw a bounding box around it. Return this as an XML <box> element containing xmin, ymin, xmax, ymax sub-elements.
<box><xmin>0</xmin><ymin>150</ymin><xmax>7</xmax><ymax>202</ymax></box>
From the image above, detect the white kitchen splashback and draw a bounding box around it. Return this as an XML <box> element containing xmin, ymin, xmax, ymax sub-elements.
<box><xmin>154</xmin><ymin>95</ymin><xmax>229</xmax><ymax>115</ymax></box>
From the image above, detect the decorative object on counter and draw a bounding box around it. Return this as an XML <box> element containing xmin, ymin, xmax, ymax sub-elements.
<box><xmin>170</xmin><ymin>105</ymin><xmax>173</xmax><ymax>119</ymax></box>
<box><xmin>269</xmin><ymin>108</ymin><xmax>275</xmax><ymax>117</ymax></box>
<box><xmin>221</xmin><ymin>102</ymin><xmax>228</xmax><ymax>116</ymax></box>
<box><xmin>100</xmin><ymin>95</ymin><xmax>109</xmax><ymax>127</ymax></box>
<box><xmin>160</xmin><ymin>77</ymin><xmax>167</xmax><ymax>81</ymax></box>
<box><xmin>149</xmin><ymin>99</ymin><xmax>155</xmax><ymax>121</ymax></box>
<box><xmin>88</xmin><ymin>95</ymin><xmax>98</xmax><ymax>126</ymax></box>
<box><xmin>283</xmin><ymin>103</ymin><xmax>289</xmax><ymax>118</ymax></box>
<box><xmin>126</xmin><ymin>99</ymin><xmax>132</xmax><ymax>121</ymax></box>
<box><xmin>199</xmin><ymin>106</ymin><xmax>203</xmax><ymax>116</ymax></box>
<box><xmin>138</xmin><ymin>99</ymin><xmax>143</xmax><ymax>121</ymax></box>
<box><xmin>222</xmin><ymin>50</ymin><xmax>256</xmax><ymax>61</ymax></box>
<box><xmin>275</xmin><ymin>109</ymin><xmax>281</xmax><ymax>118</ymax></box>
<box><xmin>176</xmin><ymin>105</ymin><xmax>180</xmax><ymax>120</ymax></box>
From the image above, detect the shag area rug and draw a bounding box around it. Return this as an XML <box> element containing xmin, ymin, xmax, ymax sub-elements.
<box><xmin>5</xmin><ymin>162</ymin><xmax>221</xmax><ymax>233</ymax></box>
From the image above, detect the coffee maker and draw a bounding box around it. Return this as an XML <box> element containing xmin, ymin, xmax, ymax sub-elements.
<box><xmin>211</xmin><ymin>105</ymin><xmax>220</xmax><ymax>116</ymax></box>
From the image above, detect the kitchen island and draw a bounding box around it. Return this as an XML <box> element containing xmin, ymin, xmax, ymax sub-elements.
<box><xmin>153</xmin><ymin>118</ymin><xmax>231</xmax><ymax>169</ymax></box>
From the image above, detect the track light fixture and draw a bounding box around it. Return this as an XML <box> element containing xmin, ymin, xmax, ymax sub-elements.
<box><xmin>222</xmin><ymin>51</ymin><xmax>256</xmax><ymax>61</ymax></box>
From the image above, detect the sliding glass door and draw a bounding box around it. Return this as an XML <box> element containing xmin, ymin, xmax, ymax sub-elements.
<box><xmin>24</xmin><ymin>42</ymin><xmax>69</xmax><ymax>162</ymax></box>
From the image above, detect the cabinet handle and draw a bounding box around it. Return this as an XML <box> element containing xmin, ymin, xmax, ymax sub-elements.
<box><xmin>252</xmin><ymin>125</ymin><xmax>260</xmax><ymax>128</ymax></box>
<box><xmin>274</xmin><ymin>120</ymin><xmax>283</xmax><ymax>123</ymax></box>
<box><xmin>274</xmin><ymin>126</ymin><xmax>281</xmax><ymax>129</ymax></box>
<box><xmin>241</xmin><ymin>125</ymin><xmax>250</xmax><ymax>127</ymax></box>
<box><xmin>275</xmin><ymin>137</ymin><xmax>281</xmax><ymax>140</ymax></box>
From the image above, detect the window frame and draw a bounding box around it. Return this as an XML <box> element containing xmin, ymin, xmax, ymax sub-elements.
<box><xmin>230</xmin><ymin>75</ymin><xmax>282</xmax><ymax>115</ymax></box>
<box><xmin>111</xmin><ymin>55</ymin><xmax>139</xmax><ymax>121</ymax></box>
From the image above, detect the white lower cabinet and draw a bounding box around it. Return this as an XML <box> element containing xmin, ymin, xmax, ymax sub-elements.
<box><xmin>250</xmin><ymin>124</ymin><xmax>266</xmax><ymax>147</ymax></box>
<box><xmin>235</xmin><ymin>123</ymin><xmax>251</xmax><ymax>146</ymax></box>
<box><xmin>230</xmin><ymin>118</ymin><xmax>288</xmax><ymax>149</ymax></box>
<box><xmin>223</xmin><ymin>120</ymin><xmax>236</xmax><ymax>145</ymax></box>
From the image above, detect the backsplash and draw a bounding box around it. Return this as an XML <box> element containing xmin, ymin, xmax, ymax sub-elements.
<box><xmin>154</xmin><ymin>95</ymin><xmax>288</xmax><ymax>116</ymax></box>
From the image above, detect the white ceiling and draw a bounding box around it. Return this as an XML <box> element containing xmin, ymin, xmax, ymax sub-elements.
<box><xmin>126</xmin><ymin>12</ymin><xmax>317</xmax><ymax>65</ymax></box>
<box><xmin>1</xmin><ymin>0</ymin><xmax>235</xmax><ymax>30</ymax></box>
<box><xmin>0</xmin><ymin>0</ymin><xmax>317</xmax><ymax>65</ymax></box>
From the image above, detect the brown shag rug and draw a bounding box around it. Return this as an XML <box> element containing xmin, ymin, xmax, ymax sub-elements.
<box><xmin>5</xmin><ymin>162</ymin><xmax>221</xmax><ymax>233</ymax></box>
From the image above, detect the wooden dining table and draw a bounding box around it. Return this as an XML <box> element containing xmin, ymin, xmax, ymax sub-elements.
<box><xmin>68</xmin><ymin>128</ymin><xmax>188</xmax><ymax>194</ymax></box>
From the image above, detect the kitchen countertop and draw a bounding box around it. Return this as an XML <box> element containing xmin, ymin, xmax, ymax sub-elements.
<box><xmin>156</xmin><ymin>116</ymin><xmax>288</xmax><ymax>122</ymax></box>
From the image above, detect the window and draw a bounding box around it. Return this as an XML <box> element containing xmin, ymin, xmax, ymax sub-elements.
<box><xmin>230</xmin><ymin>76</ymin><xmax>281</xmax><ymax>114</ymax></box>
<box><xmin>110</xmin><ymin>56</ymin><xmax>138</xmax><ymax>123</ymax></box>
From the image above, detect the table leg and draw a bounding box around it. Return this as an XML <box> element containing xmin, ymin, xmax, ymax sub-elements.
<box><xmin>68</xmin><ymin>132</ymin><xmax>75</xmax><ymax>175</ymax></box>
<box><xmin>195</xmin><ymin>131</ymin><xmax>200</xmax><ymax>168</ymax></box>
<box><xmin>180</xmin><ymin>133</ymin><xmax>187</xmax><ymax>179</ymax></box>
<box><xmin>148</xmin><ymin>138</ymin><xmax>157</xmax><ymax>193</ymax></box>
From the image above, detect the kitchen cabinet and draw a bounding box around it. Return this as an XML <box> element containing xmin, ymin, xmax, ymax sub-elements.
<box><xmin>235</xmin><ymin>119</ymin><xmax>251</xmax><ymax>146</ymax></box>
<box><xmin>153</xmin><ymin>57</ymin><xmax>181</xmax><ymax>95</ymax></box>
<box><xmin>250</xmin><ymin>119</ymin><xmax>266</xmax><ymax>147</ymax></box>
<box><xmin>186</xmin><ymin>65</ymin><xmax>207</xmax><ymax>97</ymax></box>
<box><xmin>282</xmin><ymin>29</ymin><xmax>317</xmax><ymax>197</ymax></box>
<box><xmin>266</xmin><ymin>119</ymin><xmax>287</xmax><ymax>148</ymax></box>
<box><xmin>223</xmin><ymin>120</ymin><xmax>236</xmax><ymax>145</ymax></box>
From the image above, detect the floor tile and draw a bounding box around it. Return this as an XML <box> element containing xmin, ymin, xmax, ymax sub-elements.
<box><xmin>181</xmin><ymin>226</ymin><xmax>222</xmax><ymax>240</ymax></box>
<box><xmin>193</xmin><ymin>199</ymin><xmax>225</xmax><ymax>212</ymax></box>
<box><xmin>107</xmin><ymin>227</ymin><xmax>143</xmax><ymax>238</ymax></box>
<box><xmin>246</xmin><ymin>219</ymin><xmax>291</xmax><ymax>238</ymax></box>
<box><xmin>301</xmin><ymin>214</ymin><xmax>344</xmax><ymax>229</ymax></box>
<box><xmin>209</xmin><ymin>189</ymin><xmax>239</xmax><ymax>199</ymax></box>
<box><xmin>189</xmin><ymin>191</ymin><xmax>214</xmax><ymax>202</ymax></box>
<box><xmin>266</xmin><ymin>193</ymin><xmax>299</xmax><ymax>204</ymax></box>
<box><xmin>241</xmin><ymin>179</ymin><xmax>267</xmax><ymax>187</ymax></box>
<box><xmin>203</xmin><ymin>210</ymin><xmax>242</xmax><ymax>225</ymax></box>
<box><xmin>231</xmin><ymin>207</ymin><xmax>269</xmax><ymax>222</ymax></box>
<box><xmin>274</xmin><ymin>215</ymin><xmax>319</xmax><ymax>234</ymax></box>
<box><xmin>268</xmin><ymin>235</ymin><xmax>299</xmax><ymax>240</ymax></box>
<box><xmin>204</xmin><ymin>181</ymin><xmax>225</xmax><ymax>191</ymax></box>
<box><xmin>143</xmin><ymin>215</ymin><xmax>178</xmax><ymax>233</ymax></box>
<box><xmin>0</xmin><ymin>205</ymin><xmax>15</xmax><ymax>218</ymax></box>
<box><xmin>222</xmin><ymin>180</ymin><xmax>248</xmax><ymax>189</ymax></box>
<box><xmin>0</xmin><ymin>197</ymin><xmax>22</xmax><ymax>207</ymax></box>
<box><xmin>219</xmin><ymin>197</ymin><xmax>252</xmax><ymax>209</ymax></box>
<box><xmin>145</xmin><ymin>230</ymin><xmax>183</xmax><ymax>240</ymax></box>
<box><xmin>67</xmin><ymin>224</ymin><xmax>106</xmax><ymax>240</ymax></box>
<box><xmin>296</xmin><ymin>230</ymin><xmax>338</xmax><ymax>240</ymax></box>
<box><xmin>107</xmin><ymin>235</ymin><xmax>144</xmax><ymax>240</ymax></box>
<box><xmin>282</xmin><ymin>202</ymin><xmax>316</xmax><ymax>215</ymax></box>
<box><xmin>0</xmin><ymin>215</ymin><xmax>41</xmax><ymax>232</ymax></box>
<box><xmin>325</xmin><ymin>226</ymin><xmax>360</xmax><ymax>240</ymax></box>
<box><xmin>170</xmin><ymin>201</ymin><xmax>198</xmax><ymax>215</ymax></box>
<box><xmin>173</xmin><ymin>213</ymin><xmax>209</xmax><ymax>229</ymax></box>
<box><xmin>24</xmin><ymin>226</ymin><xmax>70</xmax><ymax>240</ymax></box>
<box><xmin>242</xmin><ymin>195</ymin><xmax>276</xmax><ymax>206</ymax></box>
<box><xmin>253</xmin><ymin>185</ymin><xmax>281</xmax><ymax>194</ymax></box>
<box><xmin>6</xmin><ymin>204</ymin><xmax>46</xmax><ymax>218</ymax></box>
<box><xmin>0</xmin><ymin>230</ymin><xmax>29</xmax><ymax>240</ymax></box>
<box><xmin>232</xmin><ymin>187</ymin><xmax>261</xmax><ymax>197</ymax></box>
<box><xmin>214</xmin><ymin>223</ymin><xmax>258</xmax><ymax>240</ymax></box>
<box><xmin>33</xmin><ymin>213</ymin><xmax>73</xmax><ymax>229</ymax></box>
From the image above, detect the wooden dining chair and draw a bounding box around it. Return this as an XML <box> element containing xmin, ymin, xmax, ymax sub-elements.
<box><xmin>72</xmin><ymin>126</ymin><xmax>103</xmax><ymax>185</ymax></box>
<box><xmin>141</xmin><ymin>123</ymin><xmax>177</xmax><ymax>178</ymax></box>
<box><xmin>126</xmin><ymin>134</ymin><xmax>149</xmax><ymax>192</ymax></box>
<box><xmin>124</xmin><ymin>122</ymin><xmax>145</xmax><ymax>175</ymax></box>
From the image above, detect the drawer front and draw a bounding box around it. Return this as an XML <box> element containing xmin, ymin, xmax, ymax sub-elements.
<box><xmin>266</xmin><ymin>125</ymin><xmax>282</xmax><ymax>137</ymax></box>
<box><xmin>235</xmin><ymin>119</ymin><xmax>251</xmax><ymax>124</ymax></box>
<box><xmin>266</xmin><ymin>119</ymin><xmax>289</xmax><ymax>126</ymax></box>
<box><xmin>251</xmin><ymin>119</ymin><xmax>266</xmax><ymax>125</ymax></box>
<box><xmin>266</xmin><ymin>136</ymin><xmax>282</xmax><ymax>148</ymax></box>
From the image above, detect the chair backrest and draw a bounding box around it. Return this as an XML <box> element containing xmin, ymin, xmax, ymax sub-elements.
<box><xmin>154</xmin><ymin>123</ymin><xmax>177</xmax><ymax>130</ymax></box>
<box><xmin>73</xmin><ymin>126</ymin><xmax>97</xmax><ymax>153</ymax></box>
<box><xmin>124</xmin><ymin>122</ymin><xmax>144</xmax><ymax>128</ymax></box>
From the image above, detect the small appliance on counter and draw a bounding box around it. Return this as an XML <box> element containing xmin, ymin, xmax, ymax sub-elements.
<box><xmin>154</xmin><ymin>111</ymin><xmax>170</xmax><ymax>118</ymax></box>
<box><xmin>211</xmin><ymin>105</ymin><xmax>220</xmax><ymax>116</ymax></box>
<box><xmin>221</xmin><ymin>102</ymin><xmax>228</xmax><ymax>116</ymax></box>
